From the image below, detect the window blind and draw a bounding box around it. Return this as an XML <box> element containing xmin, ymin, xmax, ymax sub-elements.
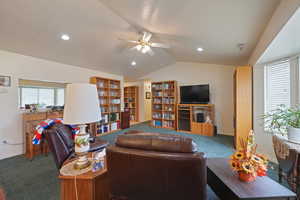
<box><xmin>265</xmin><ymin>60</ymin><xmax>291</xmax><ymax>113</ymax></box>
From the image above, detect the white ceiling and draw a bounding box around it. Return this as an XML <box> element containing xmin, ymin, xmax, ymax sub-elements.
<box><xmin>0</xmin><ymin>0</ymin><xmax>280</xmax><ymax>80</ymax></box>
<box><xmin>258</xmin><ymin>7</ymin><xmax>300</xmax><ymax>64</ymax></box>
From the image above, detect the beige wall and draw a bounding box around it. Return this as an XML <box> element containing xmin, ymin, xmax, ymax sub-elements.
<box><xmin>0</xmin><ymin>50</ymin><xmax>123</xmax><ymax>160</ymax></box>
<box><xmin>142</xmin><ymin>62</ymin><xmax>236</xmax><ymax>135</ymax></box>
<box><xmin>143</xmin><ymin>80</ymin><xmax>152</xmax><ymax>121</ymax></box>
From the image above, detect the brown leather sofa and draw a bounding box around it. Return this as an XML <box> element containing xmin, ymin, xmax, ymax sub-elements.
<box><xmin>107</xmin><ymin>133</ymin><xmax>207</xmax><ymax>200</ymax></box>
<box><xmin>44</xmin><ymin>123</ymin><xmax>108</xmax><ymax>169</ymax></box>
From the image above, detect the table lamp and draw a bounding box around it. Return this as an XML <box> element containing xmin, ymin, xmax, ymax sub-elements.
<box><xmin>63</xmin><ymin>83</ymin><xmax>101</xmax><ymax>170</ymax></box>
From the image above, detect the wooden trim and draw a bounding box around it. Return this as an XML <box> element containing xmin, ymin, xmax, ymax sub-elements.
<box><xmin>19</xmin><ymin>79</ymin><xmax>67</xmax><ymax>88</ymax></box>
<box><xmin>234</xmin><ymin>66</ymin><xmax>253</xmax><ymax>149</ymax></box>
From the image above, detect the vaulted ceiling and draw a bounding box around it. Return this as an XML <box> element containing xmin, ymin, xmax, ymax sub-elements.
<box><xmin>259</xmin><ymin>7</ymin><xmax>300</xmax><ymax>63</ymax></box>
<box><xmin>0</xmin><ymin>0</ymin><xmax>280</xmax><ymax>80</ymax></box>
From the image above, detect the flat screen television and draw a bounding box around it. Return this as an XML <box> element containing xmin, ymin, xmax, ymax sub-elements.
<box><xmin>180</xmin><ymin>84</ymin><xmax>210</xmax><ymax>104</ymax></box>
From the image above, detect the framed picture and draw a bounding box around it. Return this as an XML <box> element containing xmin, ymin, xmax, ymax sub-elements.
<box><xmin>0</xmin><ymin>76</ymin><xmax>11</xmax><ymax>87</ymax></box>
<box><xmin>146</xmin><ymin>92</ymin><xmax>151</xmax><ymax>99</ymax></box>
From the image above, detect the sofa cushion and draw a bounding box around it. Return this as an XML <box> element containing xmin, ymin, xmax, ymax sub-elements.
<box><xmin>115</xmin><ymin>133</ymin><xmax>197</xmax><ymax>153</ymax></box>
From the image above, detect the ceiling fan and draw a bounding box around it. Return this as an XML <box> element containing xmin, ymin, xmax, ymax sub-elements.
<box><xmin>119</xmin><ymin>32</ymin><xmax>170</xmax><ymax>56</ymax></box>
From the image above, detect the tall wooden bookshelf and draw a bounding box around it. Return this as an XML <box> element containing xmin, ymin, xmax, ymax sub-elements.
<box><xmin>151</xmin><ymin>81</ymin><xmax>177</xmax><ymax>129</ymax></box>
<box><xmin>90</xmin><ymin>77</ymin><xmax>121</xmax><ymax>135</ymax></box>
<box><xmin>124</xmin><ymin>86</ymin><xmax>139</xmax><ymax>122</ymax></box>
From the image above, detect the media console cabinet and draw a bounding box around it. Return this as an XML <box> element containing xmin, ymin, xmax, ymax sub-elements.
<box><xmin>177</xmin><ymin>104</ymin><xmax>214</xmax><ymax>136</ymax></box>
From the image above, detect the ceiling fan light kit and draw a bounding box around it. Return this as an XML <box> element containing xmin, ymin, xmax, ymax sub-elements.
<box><xmin>121</xmin><ymin>31</ymin><xmax>170</xmax><ymax>56</ymax></box>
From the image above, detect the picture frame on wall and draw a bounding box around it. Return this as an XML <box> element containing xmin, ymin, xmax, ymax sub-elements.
<box><xmin>0</xmin><ymin>76</ymin><xmax>11</xmax><ymax>87</ymax></box>
<box><xmin>146</xmin><ymin>92</ymin><xmax>151</xmax><ymax>99</ymax></box>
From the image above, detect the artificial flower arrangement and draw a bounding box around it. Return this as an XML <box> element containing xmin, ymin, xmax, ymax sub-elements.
<box><xmin>229</xmin><ymin>130</ymin><xmax>268</xmax><ymax>182</ymax></box>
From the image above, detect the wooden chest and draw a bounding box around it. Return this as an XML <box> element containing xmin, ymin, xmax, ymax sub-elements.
<box><xmin>23</xmin><ymin>111</ymin><xmax>63</xmax><ymax>160</ymax></box>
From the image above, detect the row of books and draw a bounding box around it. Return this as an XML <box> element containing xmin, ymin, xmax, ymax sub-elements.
<box><xmin>99</xmin><ymin>99</ymin><xmax>121</xmax><ymax>104</ymax></box>
<box><xmin>100</xmin><ymin>107</ymin><xmax>120</xmax><ymax>113</ymax></box>
<box><xmin>152</xmin><ymin>120</ymin><xmax>162</xmax><ymax>127</ymax></box>
<box><xmin>152</xmin><ymin>83</ymin><xmax>174</xmax><ymax>90</ymax></box>
<box><xmin>97</xmin><ymin>82</ymin><xmax>120</xmax><ymax>89</ymax></box>
<box><xmin>152</xmin><ymin>120</ymin><xmax>175</xmax><ymax>128</ymax></box>
<box><xmin>125</xmin><ymin>103</ymin><xmax>136</xmax><ymax>108</ymax></box>
<box><xmin>162</xmin><ymin>97</ymin><xmax>175</xmax><ymax>104</ymax></box>
<box><xmin>163</xmin><ymin>121</ymin><xmax>175</xmax><ymax>128</ymax></box>
<box><xmin>96</xmin><ymin>122</ymin><xmax>120</xmax><ymax>134</ymax></box>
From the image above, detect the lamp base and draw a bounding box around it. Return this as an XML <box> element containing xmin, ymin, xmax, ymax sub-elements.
<box><xmin>74</xmin><ymin>155</ymin><xmax>91</xmax><ymax>170</ymax></box>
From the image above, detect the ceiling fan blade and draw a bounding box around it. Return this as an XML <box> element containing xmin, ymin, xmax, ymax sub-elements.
<box><xmin>147</xmin><ymin>47</ymin><xmax>155</xmax><ymax>56</ymax></box>
<box><xmin>118</xmin><ymin>38</ymin><xmax>139</xmax><ymax>44</ymax></box>
<box><xmin>143</xmin><ymin>32</ymin><xmax>152</xmax><ymax>42</ymax></box>
<box><xmin>130</xmin><ymin>44</ymin><xmax>143</xmax><ymax>51</ymax></box>
<box><xmin>150</xmin><ymin>43</ymin><xmax>170</xmax><ymax>48</ymax></box>
<box><xmin>129</xmin><ymin>45</ymin><xmax>139</xmax><ymax>51</ymax></box>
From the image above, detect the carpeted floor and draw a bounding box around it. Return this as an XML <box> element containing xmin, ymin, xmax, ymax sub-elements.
<box><xmin>0</xmin><ymin>122</ymin><xmax>287</xmax><ymax>200</ymax></box>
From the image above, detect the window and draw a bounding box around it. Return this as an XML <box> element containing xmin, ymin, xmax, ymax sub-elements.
<box><xmin>56</xmin><ymin>88</ymin><xmax>65</xmax><ymax>106</ymax></box>
<box><xmin>18</xmin><ymin>79</ymin><xmax>67</xmax><ymax>108</ymax></box>
<box><xmin>264</xmin><ymin>60</ymin><xmax>291</xmax><ymax>114</ymax></box>
<box><xmin>19</xmin><ymin>87</ymin><xmax>65</xmax><ymax>108</ymax></box>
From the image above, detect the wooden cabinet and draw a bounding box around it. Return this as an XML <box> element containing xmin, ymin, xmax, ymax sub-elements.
<box><xmin>151</xmin><ymin>81</ymin><xmax>177</xmax><ymax>129</ymax></box>
<box><xmin>23</xmin><ymin>111</ymin><xmax>63</xmax><ymax>160</ymax></box>
<box><xmin>234</xmin><ymin>66</ymin><xmax>253</xmax><ymax>149</ymax></box>
<box><xmin>177</xmin><ymin>104</ymin><xmax>215</xmax><ymax>136</ymax></box>
<box><xmin>124</xmin><ymin>86</ymin><xmax>139</xmax><ymax>122</ymax></box>
<box><xmin>90</xmin><ymin>77</ymin><xmax>121</xmax><ymax>136</ymax></box>
<box><xmin>121</xmin><ymin>111</ymin><xmax>130</xmax><ymax>129</ymax></box>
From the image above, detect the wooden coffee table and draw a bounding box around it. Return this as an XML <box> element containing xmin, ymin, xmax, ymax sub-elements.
<box><xmin>207</xmin><ymin>158</ymin><xmax>296</xmax><ymax>200</ymax></box>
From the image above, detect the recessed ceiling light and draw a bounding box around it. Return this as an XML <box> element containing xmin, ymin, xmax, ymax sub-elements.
<box><xmin>131</xmin><ymin>61</ymin><xmax>137</xmax><ymax>66</ymax></box>
<box><xmin>197</xmin><ymin>47</ymin><xmax>204</xmax><ymax>52</ymax></box>
<box><xmin>61</xmin><ymin>34</ymin><xmax>70</xmax><ymax>41</ymax></box>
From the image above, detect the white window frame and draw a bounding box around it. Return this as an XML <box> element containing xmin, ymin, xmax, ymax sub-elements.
<box><xmin>19</xmin><ymin>86</ymin><xmax>65</xmax><ymax>108</ymax></box>
<box><xmin>264</xmin><ymin>60</ymin><xmax>291</xmax><ymax>115</ymax></box>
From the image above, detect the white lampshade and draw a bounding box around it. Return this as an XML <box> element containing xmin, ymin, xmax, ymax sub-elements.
<box><xmin>63</xmin><ymin>83</ymin><xmax>101</xmax><ymax>125</ymax></box>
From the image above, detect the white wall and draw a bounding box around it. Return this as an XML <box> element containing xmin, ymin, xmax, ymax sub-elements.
<box><xmin>142</xmin><ymin>62</ymin><xmax>236</xmax><ymax>135</ymax></box>
<box><xmin>0</xmin><ymin>50</ymin><xmax>123</xmax><ymax>160</ymax></box>
<box><xmin>249</xmin><ymin>0</ymin><xmax>300</xmax><ymax>65</ymax></box>
<box><xmin>253</xmin><ymin>64</ymin><xmax>277</xmax><ymax>162</ymax></box>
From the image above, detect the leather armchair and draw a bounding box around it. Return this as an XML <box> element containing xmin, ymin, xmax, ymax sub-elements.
<box><xmin>44</xmin><ymin>123</ymin><xmax>109</xmax><ymax>169</ymax></box>
<box><xmin>44</xmin><ymin>123</ymin><xmax>75</xmax><ymax>169</ymax></box>
<box><xmin>107</xmin><ymin>133</ymin><xmax>207</xmax><ymax>200</ymax></box>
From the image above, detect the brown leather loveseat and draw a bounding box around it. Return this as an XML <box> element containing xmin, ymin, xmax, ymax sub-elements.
<box><xmin>107</xmin><ymin>133</ymin><xmax>207</xmax><ymax>200</ymax></box>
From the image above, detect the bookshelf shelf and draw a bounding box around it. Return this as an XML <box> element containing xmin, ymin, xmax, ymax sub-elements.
<box><xmin>151</xmin><ymin>81</ymin><xmax>177</xmax><ymax>129</ymax></box>
<box><xmin>124</xmin><ymin>86</ymin><xmax>139</xmax><ymax>122</ymax></box>
<box><xmin>90</xmin><ymin>77</ymin><xmax>121</xmax><ymax>136</ymax></box>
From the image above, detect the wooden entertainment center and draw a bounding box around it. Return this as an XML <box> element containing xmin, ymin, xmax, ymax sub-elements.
<box><xmin>177</xmin><ymin>104</ymin><xmax>214</xmax><ymax>136</ymax></box>
<box><xmin>150</xmin><ymin>80</ymin><xmax>215</xmax><ymax>136</ymax></box>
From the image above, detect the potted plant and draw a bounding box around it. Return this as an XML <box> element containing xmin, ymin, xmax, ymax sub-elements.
<box><xmin>263</xmin><ymin>104</ymin><xmax>300</xmax><ymax>143</ymax></box>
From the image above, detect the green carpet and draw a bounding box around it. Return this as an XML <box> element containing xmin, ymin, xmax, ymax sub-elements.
<box><xmin>0</xmin><ymin>122</ymin><xmax>287</xmax><ymax>200</ymax></box>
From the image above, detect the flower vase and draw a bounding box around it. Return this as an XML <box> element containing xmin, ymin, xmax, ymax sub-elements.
<box><xmin>238</xmin><ymin>171</ymin><xmax>256</xmax><ymax>182</ymax></box>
